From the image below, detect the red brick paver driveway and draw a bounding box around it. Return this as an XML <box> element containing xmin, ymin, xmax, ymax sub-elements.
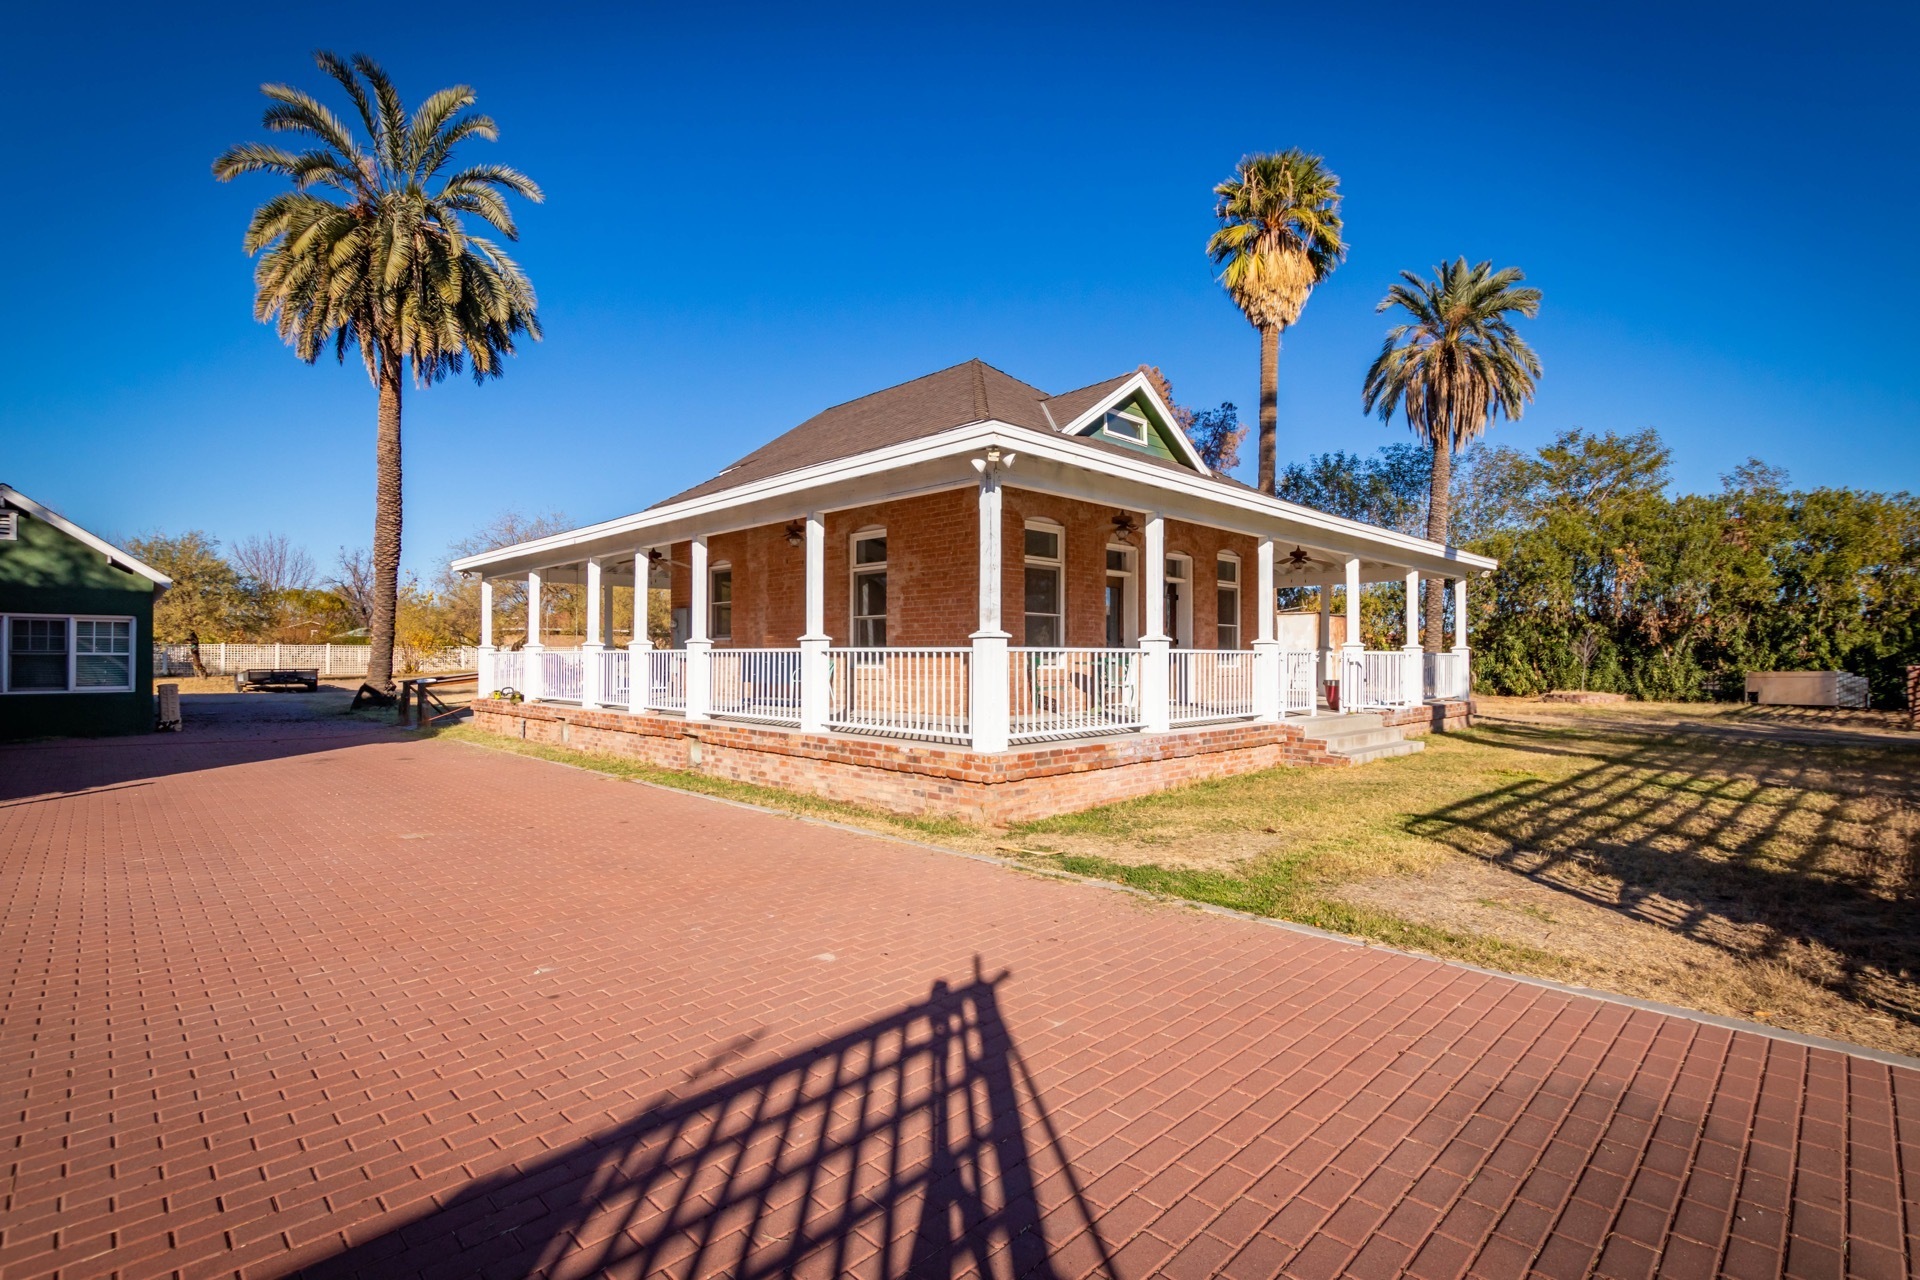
<box><xmin>3</xmin><ymin>709</ymin><xmax>1916</xmax><ymax>1279</ymax></box>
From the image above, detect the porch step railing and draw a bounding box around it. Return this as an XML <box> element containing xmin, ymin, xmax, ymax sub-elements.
<box><xmin>1168</xmin><ymin>649</ymin><xmax>1256</xmax><ymax>725</ymax></box>
<box><xmin>1009</xmin><ymin>647</ymin><xmax>1142</xmax><ymax>743</ymax></box>
<box><xmin>1342</xmin><ymin>649</ymin><xmax>1420</xmax><ymax>710</ymax></box>
<box><xmin>709</xmin><ymin>648</ymin><xmax>803</xmax><ymax>727</ymax></box>
<box><xmin>1282</xmin><ymin>649</ymin><xmax>1317</xmax><ymax>716</ymax></box>
<box><xmin>1425</xmin><ymin>651</ymin><xmax>1470</xmax><ymax>701</ymax></box>
<box><xmin>827</xmin><ymin>648</ymin><xmax>971</xmax><ymax>744</ymax></box>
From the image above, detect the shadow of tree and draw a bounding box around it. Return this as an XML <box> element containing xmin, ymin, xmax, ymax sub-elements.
<box><xmin>1412</xmin><ymin>719</ymin><xmax>1920</xmax><ymax>1022</ymax></box>
<box><xmin>299</xmin><ymin>963</ymin><xmax>1110</xmax><ymax>1279</ymax></box>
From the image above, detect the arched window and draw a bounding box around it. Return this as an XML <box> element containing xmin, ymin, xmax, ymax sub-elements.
<box><xmin>1216</xmin><ymin>553</ymin><xmax>1241</xmax><ymax>650</ymax></box>
<box><xmin>1022</xmin><ymin>520</ymin><xmax>1065</xmax><ymax>648</ymax></box>
<box><xmin>850</xmin><ymin>528</ymin><xmax>887</xmax><ymax>646</ymax></box>
<box><xmin>709</xmin><ymin>562</ymin><xmax>733</xmax><ymax>640</ymax></box>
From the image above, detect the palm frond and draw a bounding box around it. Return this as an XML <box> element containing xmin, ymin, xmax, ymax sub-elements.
<box><xmin>216</xmin><ymin>51</ymin><xmax>541</xmax><ymax>389</ymax></box>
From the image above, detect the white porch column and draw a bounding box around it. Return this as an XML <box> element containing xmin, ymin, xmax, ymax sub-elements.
<box><xmin>627</xmin><ymin>549</ymin><xmax>651</xmax><ymax>714</ymax></box>
<box><xmin>522</xmin><ymin>568</ymin><xmax>545</xmax><ymax>700</ymax></box>
<box><xmin>1403</xmin><ymin>568</ymin><xmax>1422</xmax><ymax>708</ymax></box>
<box><xmin>1252</xmin><ymin>537</ymin><xmax>1281</xmax><ymax>721</ymax></box>
<box><xmin>1340</xmin><ymin>556</ymin><xmax>1363</xmax><ymax>713</ymax></box>
<box><xmin>1453</xmin><ymin>576</ymin><xmax>1471</xmax><ymax>699</ymax></box>
<box><xmin>799</xmin><ymin>511</ymin><xmax>830</xmax><ymax>734</ymax></box>
<box><xmin>969</xmin><ymin>455</ymin><xmax>1011</xmax><ymax>753</ymax></box>
<box><xmin>476</xmin><ymin>578</ymin><xmax>496</xmax><ymax>697</ymax></box>
<box><xmin>581</xmin><ymin>558</ymin><xmax>605</xmax><ymax>707</ymax></box>
<box><xmin>686</xmin><ymin>536</ymin><xmax>711</xmax><ymax>721</ymax></box>
<box><xmin>1138</xmin><ymin>512</ymin><xmax>1171</xmax><ymax>733</ymax></box>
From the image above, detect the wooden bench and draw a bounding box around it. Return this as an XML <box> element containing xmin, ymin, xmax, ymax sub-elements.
<box><xmin>397</xmin><ymin>672</ymin><xmax>478</xmax><ymax>728</ymax></box>
<box><xmin>234</xmin><ymin>668</ymin><xmax>320</xmax><ymax>692</ymax></box>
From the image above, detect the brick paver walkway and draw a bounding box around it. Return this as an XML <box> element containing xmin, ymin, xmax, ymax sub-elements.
<box><xmin>2</xmin><ymin>712</ymin><xmax>1915</xmax><ymax>1279</ymax></box>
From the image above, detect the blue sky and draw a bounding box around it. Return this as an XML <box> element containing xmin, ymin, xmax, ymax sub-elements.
<box><xmin>3</xmin><ymin>1</ymin><xmax>1913</xmax><ymax>577</ymax></box>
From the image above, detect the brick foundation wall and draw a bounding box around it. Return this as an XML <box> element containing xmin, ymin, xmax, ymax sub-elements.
<box><xmin>470</xmin><ymin>700</ymin><xmax>1354</xmax><ymax>825</ymax></box>
<box><xmin>1382</xmin><ymin>698</ymin><xmax>1476</xmax><ymax>737</ymax></box>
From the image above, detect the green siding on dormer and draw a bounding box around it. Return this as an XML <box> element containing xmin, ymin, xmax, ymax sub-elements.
<box><xmin>1077</xmin><ymin>390</ymin><xmax>1196</xmax><ymax>468</ymax></box>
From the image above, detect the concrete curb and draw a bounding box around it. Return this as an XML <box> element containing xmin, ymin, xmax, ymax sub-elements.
<box><xmin>440</xmin><ymin>734</ymin><xmax>1920</xmax><ymax>1075</ymax></box>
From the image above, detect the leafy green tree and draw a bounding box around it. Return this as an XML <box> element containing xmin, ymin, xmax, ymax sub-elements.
<box><xmin>125</xmin><ymin>532</ymin><xmax>251</xmax><ymax>671</ymax></box>
<box><xmin>1208</xmin><ymin>150</ymin><xmax>1345</xmax><ymax>493</ymax></box>
<box><xmin>1363</xmin><ymin>259</ymin><xmax>1542</xmax><ymax>650</ymax></box>
<box><xmin>214</xmin><ymin>52</ymin><xmax>543</xmax><ymax>694</ymax></box>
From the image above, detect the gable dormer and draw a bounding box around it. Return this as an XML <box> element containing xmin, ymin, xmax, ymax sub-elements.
<box><xmin>1043</xmin><ymin>371</ymin><xmax>1209</xmax><ymax>473</ymax></box>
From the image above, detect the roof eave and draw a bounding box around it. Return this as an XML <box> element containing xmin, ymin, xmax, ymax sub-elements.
<box><xmin>450</xmin><ymin>422</ymin><xmax>1496</xmax><ymax>579</ymax></box>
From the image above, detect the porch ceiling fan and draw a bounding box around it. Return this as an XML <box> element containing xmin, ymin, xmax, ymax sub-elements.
<box><xmin>1286</xmin><ymin>546</ymin><xmax>1314</xmax><ymax>568</ymax></box>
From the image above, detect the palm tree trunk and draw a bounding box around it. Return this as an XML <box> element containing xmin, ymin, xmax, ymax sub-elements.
<box><xmin>1258</xmin><ymin>322</ymin><xmax>1280</xmax><ymax>493</ymax></box>
<box><xmin>1424</xmin><ymin>434</ymin><xmax>1452</xmax><ymax>652</ymax></box>
<box><xmin>366</xmin><ymin>357</ymin><xmax>404</xmax><ymax>694</ymax></box>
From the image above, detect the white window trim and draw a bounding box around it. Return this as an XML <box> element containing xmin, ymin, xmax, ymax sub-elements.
<box><xmin>1100</xmin><ymin>409</ymin><xmax>1150</xmax><ymax>446</ymax></box>
<box><xmin>1</xmin><ymin>612</ymin><xmax>138</xmax><ymax>695</ymax></box>
<box><xmin>1104</xmin><ymin>543</ymin><xmax>1138</xmax><ymax>647</ymax></box>
<box><xmin>1215</xmin><ymin>552</ymin><xmax>1242</xmax><ymax>651</ymax></box>
<box><xmin>1163</xmin><ymin>553</ymin><xmax>1193</xmax><ymax>648</ymax></box>
<box><xmin>708</xmin><ymin>562</ymin><xmax>733</xmax><ymax>643</ymax></box>
<box><xmin>1022</xmin><ymin>519</ymin><xmax>1067</xmax><ymax>650</ymax></box>
<box><xmin>849</xmin><ymin>526</ymin><xmax>888</xmax><ymax>648</ymax></box>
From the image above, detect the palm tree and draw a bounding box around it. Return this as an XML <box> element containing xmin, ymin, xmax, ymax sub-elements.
<box><xmin>215</xmin><ymin>52</ymin><xmax>542</xmax><ymax>694</ymax></box>
<box><xmin>1207</xmin><ymin>150</ymin><xmax>1346</xmax><ymax>493</ymax></box>
<box><xmin>1363</xmin><ymin>258</ymin><xmax>1542</xmax><ymax>650</ymax></box>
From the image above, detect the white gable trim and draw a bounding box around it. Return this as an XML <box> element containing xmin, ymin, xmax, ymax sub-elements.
<box><xmin>0</xmin><ymin>485</ymin><xmax>172</xmax><ymax>590</ymax></box>
<box><xmin>1052</xmin><ymin>372</ymin><xmax>1211</xmax><ymax>474</ymax></box>
<box><xmin>450</xmin><ymin>419</ymin><xmax>1496</xmax><ymax>582</ymax></box>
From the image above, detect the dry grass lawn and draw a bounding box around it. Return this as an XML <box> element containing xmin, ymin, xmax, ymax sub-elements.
<box><xmin>435</xmin><ymin>697</ymin><xmax>1920</xmax><ymax>1057</ymax></box>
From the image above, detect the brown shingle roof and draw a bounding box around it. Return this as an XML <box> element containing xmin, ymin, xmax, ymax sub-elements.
<box><xmin>654</xmin><ymin>359</ymin><xmax>1214</xmax><ymax>508</ymax></box>
<box><xmin>655</xmin><ymin>360</ymin><xmax>1052</xmax><ymax>506</ymax></box>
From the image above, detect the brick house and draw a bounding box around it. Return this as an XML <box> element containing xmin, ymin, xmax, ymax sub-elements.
<box><xmin>455</xmin><ymin>360</ymin><xmax>1493</xmax><ymax>821</ymax></box>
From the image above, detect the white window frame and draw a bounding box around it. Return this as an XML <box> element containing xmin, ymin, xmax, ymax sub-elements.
<box><xmin>849</xmin><ymin>527</ymin><xmax>888</xmax><ymax>648</ymax></box>
<box><xmin>708</xmin><ymin>562</ymin><xmax>733</xmax><ymax>642</ymax></box>
<box><xmin>1101</xmin><ymin>409</ymin><xmax>1149</xmax><ymax>445</ymax></box>
<box><xmin>1163</xmin><ymin>553</ymin><xmax>1193</xmax><ymax>647</ymax></box>
<box><xmin>1022</xmin><ymin>519</ymin><xmax>1067</xmax><ymax>650</ymax></box>
<box><xmin>1</xmin><ymin>613</ymin><xmax>138</xmax><ymax>695</ymax></box>
<box><xmin>1104</xmin><ymin>543</ymin><xmax>1137</xmax><ymax>647</ymax></box>
<box><xmin>1215</xmin><ymin>553</ymin><xmax>1242</xmax><ymax>651</ymax></box>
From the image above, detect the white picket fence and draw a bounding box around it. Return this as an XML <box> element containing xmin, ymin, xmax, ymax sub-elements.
<box><xmin>153</xmin><ymin>642</ymin><xmax>478</xmax><ymax>678</ymax></box>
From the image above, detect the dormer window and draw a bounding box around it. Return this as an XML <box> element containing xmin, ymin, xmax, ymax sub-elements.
<box><xmin>1101</xmin><ymin>410</ymin><xmax>1149</xmax><ymax>445</ymax></box>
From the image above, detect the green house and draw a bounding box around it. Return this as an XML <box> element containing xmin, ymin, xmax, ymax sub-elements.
<box><xmin>0</xmin><ymin>484</ymin><xmax>170</xmax><ymax>739</ymax></box>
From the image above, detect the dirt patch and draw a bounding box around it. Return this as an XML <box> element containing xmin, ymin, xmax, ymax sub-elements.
<box><xmin>1334</xmin><ymin>859</ymin><xmax>1919</xmax><ymax>1055</ymax></box>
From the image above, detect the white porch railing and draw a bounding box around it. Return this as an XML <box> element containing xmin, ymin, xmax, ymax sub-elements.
<box><xmin>827</xmin><ymin>648</ymin><xmax>971</xmax><ymax>744</ymax></box>
<box><xmin>1342</xmin><ymin>649</ymin><xmax>1420</xmax><ymax>710</ymax></box>
<box><xmin>1008</xmin><ymin>648</ymin><xmax>1142</xmax><ymax>743</ymax></box>
<box><xmin>1168</xmin><ymin>649</ymin><xmax>1256</xmax><ymax>725</ymax></box>
<box><xmin>1425</xmin><ymin>651</ymin><xmax>1470</xmax><ymax>701</ymax></box>
<box><xmin>1282</xmin><ymin>649</ymin><xmax>1318</xmax><ymax>716</ymax></box>
<box><xmin>708</xmin><ymin>648</ymin><xmax>804</xmax><ymax>726</ymax></box>
<box><xmin>541</xmin><ymin>650</ymin><xmax>585</xmax><ymax>703</ymax></box>
<box><xmin>597</xmin><ymin>649</ymin><xmax>630</xmax><ymax>707</ymax></box>
<box><xmin>646</xmin><ymin>650</ymin><xmax>687</xmax><ymax>712</ymax></box>
<box><xmin>492</xmin><ymin>650</ymin><xmax>524</xmax><ymax>695</ymax></box>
